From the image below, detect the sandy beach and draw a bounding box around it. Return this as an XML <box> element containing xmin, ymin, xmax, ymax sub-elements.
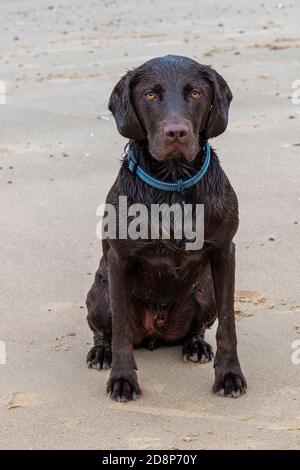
<box><xmin>0</xmin><ymin>0</ymin><xmax>300</xmax><ymax>449</ymax></box>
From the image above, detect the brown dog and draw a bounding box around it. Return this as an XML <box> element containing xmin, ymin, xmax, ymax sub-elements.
<box><xmin>86</xmin><ymin>55</ymin><xmax>246</xmax><ymax>401</ymax></box>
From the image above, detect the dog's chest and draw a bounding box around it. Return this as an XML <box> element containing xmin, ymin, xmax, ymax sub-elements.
<box><xmin>127</xmin><ymin>242</ymin><xmax>210</xmax><ymax>304</ymax></box>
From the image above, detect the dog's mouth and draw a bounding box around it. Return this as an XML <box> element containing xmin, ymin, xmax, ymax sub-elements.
<box><xmin>165</xmin><ymin>143</ymin><xmax>186</xmax><ymax>156</ymax></box>
<box><xmin>153</xmin><ymin>142</ymin><xmax>198</xmax><ymax>162</ymax></box>
<box><xmin>164</xmin><ymin>149</ymin><xmax>185</xmax><ymax>160</ymax></box>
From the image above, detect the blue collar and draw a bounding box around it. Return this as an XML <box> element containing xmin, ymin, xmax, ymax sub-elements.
<box><xmin>128</xmin><ymin>142</ymin><xmax>211</xmax><ymax>195</ymax></box>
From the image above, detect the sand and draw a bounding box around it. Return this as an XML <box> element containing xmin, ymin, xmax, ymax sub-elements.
<box><xmin>0</xmin><ymin>0</ymin><xmax>299</xmax><ymax>450</ymax></box>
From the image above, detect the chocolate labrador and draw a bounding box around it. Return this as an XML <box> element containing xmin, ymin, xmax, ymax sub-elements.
<box><xmin>86</xmin><ymin>55</ymin><xmax>247</xmax><ymax>401</ymax></box>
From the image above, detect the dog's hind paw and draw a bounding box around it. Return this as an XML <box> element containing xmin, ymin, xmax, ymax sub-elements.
<box><xmin>183</xmin><ymin>336</ymin><xmax>214</xmax><ymax>363</ymax></box>
<box><xmin>86</xmin><ymin>342</ymin><xmax>112</xmax><ymax>370</ymax></box>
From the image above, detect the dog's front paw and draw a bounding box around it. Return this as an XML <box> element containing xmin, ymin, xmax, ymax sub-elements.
<box><xmin>107</xmin><ymin>369</ymin><xmax>142</xmax><ymax>402</ymax></box>
<box><xmin>183</xmin><ymin>337</ymin><xmax>214</xmax><ymax>363</ymax></box>
<box><xmin>213</xmin><ymin>362</ymin><xmax>247</xmax><ymax>398</ymax></box>
<box><xmin>86</xmin><ymin>342</ymin><xmax>112</xmax><ymax>370</ymax></box>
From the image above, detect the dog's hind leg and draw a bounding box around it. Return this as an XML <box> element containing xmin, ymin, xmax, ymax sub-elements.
<box><xmin>182</xmin><ymin>274</ymin><xmax>217</xmax><ymax>363</ymax></box>
<box><xmin>86</xmin><ymin>258</ymin><xmax>112</xmax><ymax>370</ymax></box>
<box><xmin>183</xmin><ymin>327</ymin><xmax>214</xmax><ymax>363</ymax></box>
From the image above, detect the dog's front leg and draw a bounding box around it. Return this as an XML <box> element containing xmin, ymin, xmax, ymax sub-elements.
<box><xmin>106</xmin><ymin>249</ymin><xmax>141</xmax><ymax>402</ymax></box>
<box><xmin>211</xmin><ymin>242</ymin><xmax>247</xmax><ymax>398</ymax></box>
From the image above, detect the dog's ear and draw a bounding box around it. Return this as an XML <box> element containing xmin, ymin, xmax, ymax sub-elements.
<box><xmin>204</xmin><ymin>68</ymin><xmax>233</xmax><ymax>139</ymax></box>
<box><xmin>108</xmin><ymin>71</ymin><xmax>146</xmax><ymax>141</ymax></box>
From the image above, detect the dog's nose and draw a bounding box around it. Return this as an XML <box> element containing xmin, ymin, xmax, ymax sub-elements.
<box><xmin>164</xmin><ymin>123</ymin><xmax>189</xmax><ymax>143</ymax></box>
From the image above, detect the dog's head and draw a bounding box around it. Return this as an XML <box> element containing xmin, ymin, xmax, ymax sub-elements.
<box><xmin>108</xmin><ymin>55</ymin><xmax>232</xmax><ymax>162</ymax></box>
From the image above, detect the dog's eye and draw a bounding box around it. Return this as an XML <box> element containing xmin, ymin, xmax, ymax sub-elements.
<box><xmin>191</xmin><ymin>90</ymin><xmax>201</xmax><ymax>99</ymax></box>
<box><xmin>145</xmin><ymin>91</ymin><xmax>157</xmax><ymax>101</ymax></box>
